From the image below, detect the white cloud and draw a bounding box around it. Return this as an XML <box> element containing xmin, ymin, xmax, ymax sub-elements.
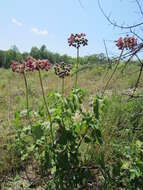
<box><xmin>32</xmin><ymin>27</ymin><xmax>48</xmax><ymax>36</ymax></box>
<box><xmin>11</xmin><ymin>18</ymin><xmax>23</xmax><ymax>27</ymax></box>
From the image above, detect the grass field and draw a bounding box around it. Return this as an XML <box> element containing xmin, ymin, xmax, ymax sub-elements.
<box><xmin>0</xmin><ymin>63</ymin><xmax>142</xmax><ymax>126</ymax></box>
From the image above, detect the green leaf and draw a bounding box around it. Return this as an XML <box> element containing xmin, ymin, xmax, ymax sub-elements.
<box><xmin>95</xmin><ymin>128</ymin><xmax>102</xmax><ymax>144</ymax></box>
<box><xmin>21</xmin><ymin>153</ymin><xmax>29</xmax><ymax>161</ymax></box>
<box><xmin>51</xmin><ymin>166</ymin><xmax>56</xmax><ymax>175</ymax></box>
<box><xmin>121</xmin><ymin>160</ymin><xmax>130</xmax><ymax>170</ymax></box>
<box><xmin>73</xmin><ymin>94</ymin><xmax>80</xmax><ymax>110</ymax></box>
<box><xmin>93</xmin><ymin>97</ymin><xmax>99</xmax><ymax>119</ymax></box>
<box><xmin>84</xmin><ymin>136</ymin><xmax>92</xmax><ymax>143</ymax></box>
<box><xmin>80</xmin><ymin>122</ymin><xmax>87</xmax><ymax>134</ymax></box>
<box><xmin>14</xmin><ymin>111</ymin><xmax>22</xmax><ymax>128</ymax></box>
<box><xmin>97</xmin><ymin>152</ymin><xmax>105</xmax><ymax>170</ymax></box>
<box><xmin>32</xmin><ymin>124</ymin><xmax>43</xmax><ymax>140</ymax></box>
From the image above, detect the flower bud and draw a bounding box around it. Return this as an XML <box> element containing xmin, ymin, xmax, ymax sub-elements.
<box><xmin>54</xmin><ymin>62</ymin><xmax>71</xmax><ymax>78</ymax></box>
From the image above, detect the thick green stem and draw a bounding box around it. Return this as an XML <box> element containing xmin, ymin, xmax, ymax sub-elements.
<box><xmin>61</xmin><ymin>78</ymin><xmax>65</xmax><ymax>128</ymax></box>
<box><xmin>62</xmin><ymin>78</ymin><xmax>64</xmax><ymax>97</ymax></box>
<box><xmin>75</xmin><ymin>47</ymin><xmax>79</xmax><ymax>88</ymax></box>
<box><xmin>38</xmin><ymin>70</ymin><xmax>54</xmax><ymax>146</ymax></box>
<box><xmin>23</xmin><ymin>72</ymin><xmax>30</xmax><ymax>124</ymax></box>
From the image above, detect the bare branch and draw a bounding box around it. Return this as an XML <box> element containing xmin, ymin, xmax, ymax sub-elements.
<box><xmin>77</xmin><ymin>0</ymin><xmax>85</xmax><ymax>9</ymax></box>
<box><xmin>135</xmin><ymin>0</ymin><xmax>143</xmax><ymax>17</ymax></box>
<box><xmin>98</xmin><ymin>0</ymin><xmax>143</xmax><ymax>29</ymax></box>
<box><xmin>130</xmin><ymin>54</ymin><xmax>143</xmax><ymax>96</ymax></box>
<box><xmin>103</xmin><ymin>40</ymin><xmax>112</xmax><ymax>80</ymax></box>
<box><xmin>130</xmin><ymin>28</ymin><xmax>143</xmax><ymax>41</ymax></box>
<box><xmin>122</xmin><ymin>43</ymin><xmax>143</xmax><ymax>60</ymax></box>
<box><xmin>114</xmin><ymin>43</ymin><xmax>143</xmax><ymax>83</ymax></box>
<box><xmin>103</xmin><ymin>39</ymin><xmax>112</xmax><ymax>65</ymax></box>
<box><xmin>102</xmin><ymin>49</ymin><xmax>124</xmax><ymax>94</ymax></box>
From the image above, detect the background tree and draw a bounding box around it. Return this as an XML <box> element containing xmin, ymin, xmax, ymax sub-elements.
<box><xmin>30</xmin><ymin>46</ymin><xmax>40</xmax><ymax>59</ymax></box>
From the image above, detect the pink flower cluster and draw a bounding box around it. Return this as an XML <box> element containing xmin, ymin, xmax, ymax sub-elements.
<box><xmin>25</xmin><ymin>56</ymin><xmax>51</xmax><ymax>71</ymax></box>
<box><xmin>11</xmin><ymin>56</ymin><xmax>51</xmax><ymax>73</ymax></box>
<box><xmin>11</xmin><ymin>60</ymin><xmax>25</xmax><ymax>74</ymax></box>
<box><xmin>115</xmin><ymin>36</ymin><xmax>137</xmax><ymax>50</ymax></box>
<box><xmin>68</xmin><ymin>33</ymin><xmax>88</xmax><ymax>48</ymax></box>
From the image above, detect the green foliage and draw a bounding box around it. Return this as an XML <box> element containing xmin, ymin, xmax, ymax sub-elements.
<box><xmin>120</xmin><ymin>140</ymin><xmax>143</xmax><ymax>189</ymax></box>
<box><xmin>1</xmin><ymin>62</ymin><xmax>143</xmax><ymax>189</ymax></box>
<box><xmin>10</xmin><ymin>88</ymin><xmax>105</xmax><ymax>189</ymax></box>
<box><xmin>95</xmin><ymin>96</ymin><xmax>143</xmax><ymax>189</ymax></box>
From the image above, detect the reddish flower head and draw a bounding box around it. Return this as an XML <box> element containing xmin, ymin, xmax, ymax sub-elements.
<box><xmin>25</xmin><ymin>56</ymin><xmax>37</xmax><ymax>71</ymax></box>
<box><xmin>11</xmin><ymin>57</ymin><xmax>51</xmax><ymax>73</ymax></box>
<box><xmin>115</xmin><ymin>36</ymin><xmax>137</xmax><ymax>50</ymax></box>
<box><xmin>11</xmin><ymin>60</ymin><xmax>25</xmax><ymax>74</ymax></box>
<box><xmin>38</xmin><ymin>59</ymin><xmax>51</xmax><ymax>71</ymax></box>
<box><xmin>25</xmin><ymin>56</ymin><xmax>51</xmax><ymax>72</ymax></box>
<box><xmin>68</xmin><ymin>33</ymin><xmax>88</xmax><ymax>48</ymax></box>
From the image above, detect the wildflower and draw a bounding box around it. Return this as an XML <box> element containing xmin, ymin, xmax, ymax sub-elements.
<box><xmin>11</xmin><ymin>60</ymin><xmax>25</xmax><ymax>74</ymax></box>
<box><xmin>68</xmin><ymin>33</ymin><xmax>88</xmax><ymax>48</ymax></box>
<box><xmin>54</xmin><ymin>62</ymin><xmax>71</xmax><ymax>78</ymax></box>
<box><xmin>115</xmin><ymin>36</ymin><xmax>137</xmax><ymax>50</ymax></box>
<box><xmin>38</xmin><ymin>59</ymin><xmax>51</xmax><ymax>71</ymax></box>
<box><xmin>11</xmin><ymin>56</ymin><xmax>51</xmax><ymax>73</ymax></box>
<box><xmin>25</xmin><ymin>56</ymin><xmax>51</xmax><ymax>72</ymax></box>
<box><xmin>25</xmin><ymin>56</ymin><xmax>37</xmax><ymax>71</ymax></box>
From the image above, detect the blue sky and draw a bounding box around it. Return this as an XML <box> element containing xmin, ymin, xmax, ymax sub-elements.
<box><xmin>0</xmin><ymin>0</ymin><xmax>142</xmax><ymax>56</ymax></box>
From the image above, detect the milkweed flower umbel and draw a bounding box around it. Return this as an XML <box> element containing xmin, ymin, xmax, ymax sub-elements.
<box><xmin>25</xmin><ymin>56</ymin><xmax>51</xmax><ymax>72</ymax></box>
<box><xmin>11</xmin><ymin>56</ymin><xmax>51</xmax><ymax>73</ymax></box>
<box><xmin>11</xmin><ymin>60</ymin><xmax>25</xmax><ymax>74</ymax></box>
<box><xmin>68</xmin><ymin>32</ymin><xmax>88</xmax><ymax>87</ymax></box>
<box><xmin>25</xmin><ymin>56</ymin><xmax>37</xmax><ymax>71</ymax></box>
<box><xmin>68</xmin><ymin>33</ymin><xmax>88</xmax><ymax>48</ymax></box>
<box><xmin>11</xmin><ymin>57</ymin><xmax>52</xmax><ymax>131</ymax></box>
<box><xmin>115</xmin><ymin>36</ymin><xmax>137</xmax><ymax>50</ymax></box>
<box><xmin>54</xmin><ymin>62</ymin><xmax>71</xmax><ymax>78</ymax></box>
<box><xmin>38</xmin><ymin>59</ymin><xmax>51</xmax><ymax>71</ymax></box>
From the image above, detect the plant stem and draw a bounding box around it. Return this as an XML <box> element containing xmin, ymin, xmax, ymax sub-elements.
<box><xmin>61</xmin><ymin>78</ymin><xmax>65</xmax><ymax>127</ymax></box>
<box><xmin>76</xmin><ymin>127</ymin><xmax>89</xmax><ymax>151</ymax></box>
<box><xmin>23</xmin><ymin>72</ymin><xmax>30</xmax><ymax>124</ymax></box>
<box><xmin>75</xmin><ymin>47</ymin><xmax>79</xmax><ymax>88</ymax></box>
<box><xmin>102</xmin><ymin>48</ymin><xmax>124</xmax><ymax>95</ymax></box>
<box><xmin>38</xmin><ymin>70</ymin><xmax>54</xmax><ymax>146</ymax></box>
<box><xmin>62</xmin><ymin>77</ymin><xmax>64</xmax><ymax>97</ymax></box>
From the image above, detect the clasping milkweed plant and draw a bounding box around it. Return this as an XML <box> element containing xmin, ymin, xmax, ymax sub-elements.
<box><xmin>11</xmin><ymin>59</ymin><xmax>30</xmax><ymax>125</ymax></box>
<box><xmin>10</xmin><ymin>33</ymin><xmax>107</xmax><ymax>189</ymax></box>
<box><xmin>68</xmin><ymin>33</ymin><xmax>88</xmax><ymax>87</ymax></box>
<box><xmin>24</xmin><ymin>56</ymin><xmax>54</xmax><ymax>146</ymax></box>
<box><xmin>11</xmin><ymin>57</ymin><xmax>54</xmax><ymax>146</ymax></box>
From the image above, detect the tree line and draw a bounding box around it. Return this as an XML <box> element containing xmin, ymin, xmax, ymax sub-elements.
<box><xmin>0</xmin><ymin>44</ymin><xmax>108</xmax><ymax>69</ymax></box>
